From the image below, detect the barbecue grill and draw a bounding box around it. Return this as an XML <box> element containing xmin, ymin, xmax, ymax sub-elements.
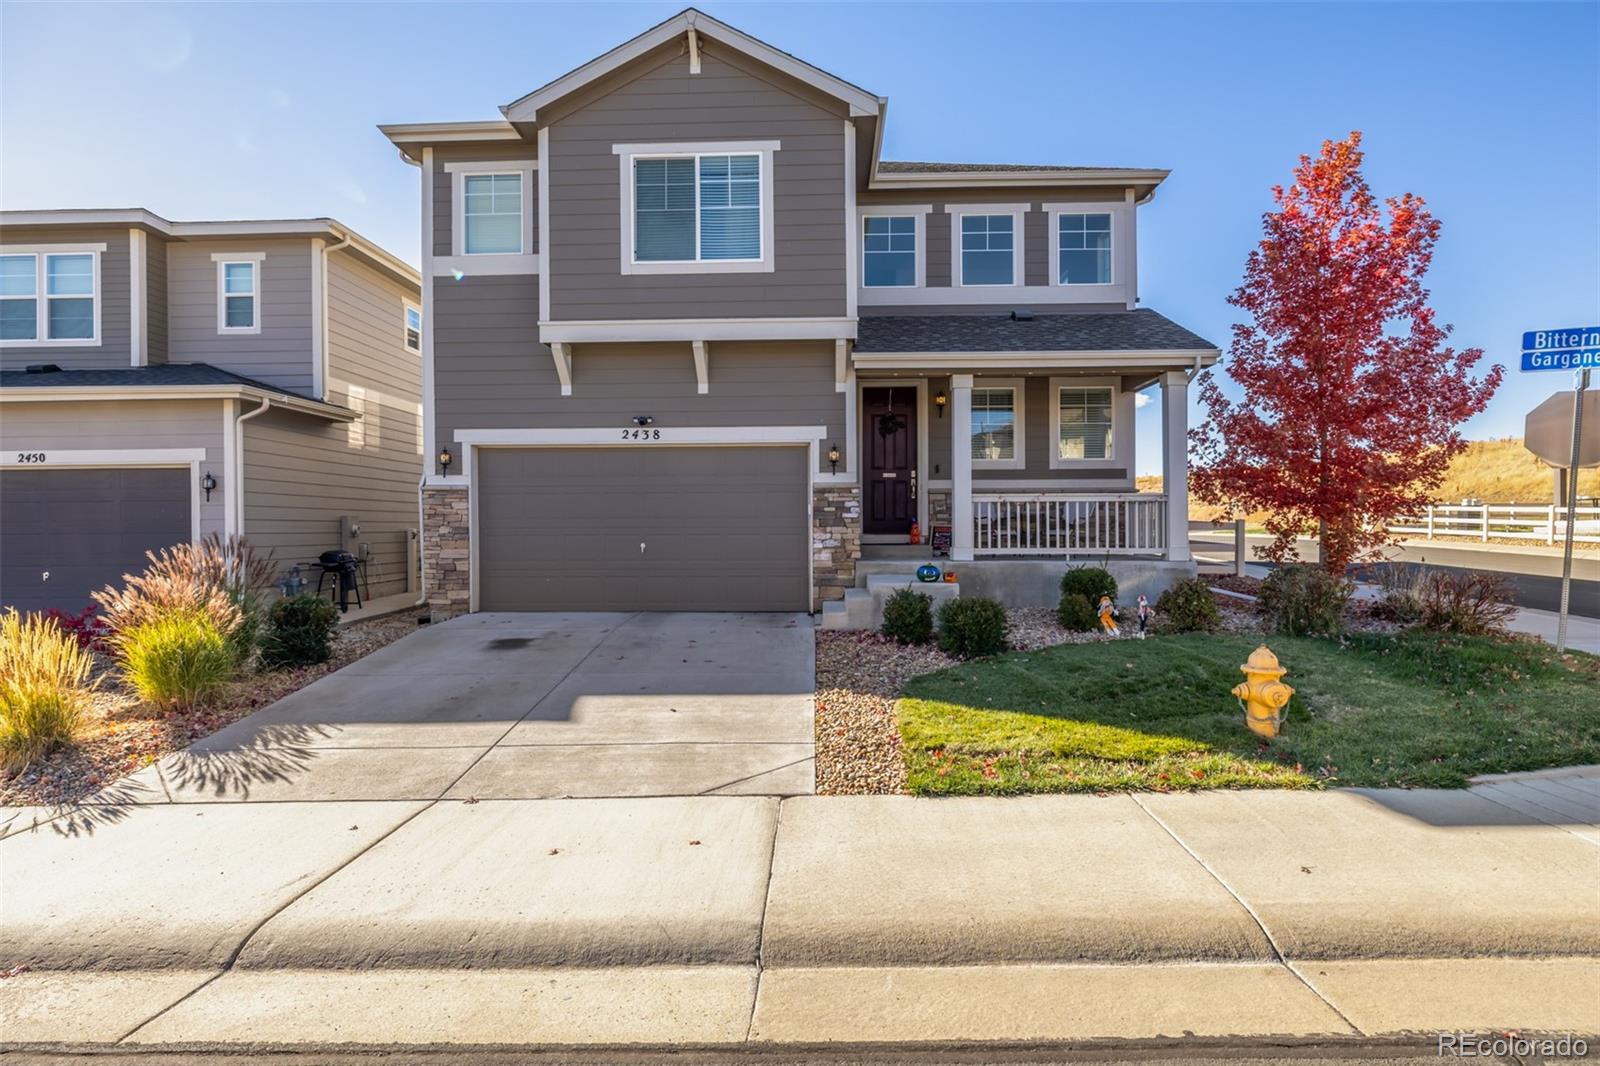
<box><xmin>315</xmin><ymin>550</ymin><xmax>364</xmax><ymax>612</ymax></box>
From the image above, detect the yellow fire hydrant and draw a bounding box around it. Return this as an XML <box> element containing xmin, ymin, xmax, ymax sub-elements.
<box><xmin>1233</xmin><ymin>645</ymin><xmax>1294</xmax><ymax>738</ymax></box>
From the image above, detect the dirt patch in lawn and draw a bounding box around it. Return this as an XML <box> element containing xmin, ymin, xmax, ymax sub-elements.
<box><xmin>1</xmin><ymin>612</ymin><xmax>421</xmax><ymax>808</ymax></box>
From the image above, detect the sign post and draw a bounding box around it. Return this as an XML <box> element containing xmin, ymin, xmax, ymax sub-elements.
<box><xmin>1520</xmin><ymin>326</ymin><xmax>1600</xmax><ymax>654</ymax></box>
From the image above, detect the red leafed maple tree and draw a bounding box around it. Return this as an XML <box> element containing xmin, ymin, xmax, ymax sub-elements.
<box><xmin>1190</xmin><ymin>131</ymin><xmax>1503</xmax><ymax>573</ymax></box>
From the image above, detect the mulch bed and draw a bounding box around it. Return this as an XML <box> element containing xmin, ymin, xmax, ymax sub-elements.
<box><xmin>1</xmin><ymin>612</ymin><xmax>421</xmax><ymax>808</ymax></box>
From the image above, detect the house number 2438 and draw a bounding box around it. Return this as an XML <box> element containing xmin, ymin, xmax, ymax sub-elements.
<box><xmin>621</xmin><ymin>429</ymin><xmax>661</xmax><ymax>441</ymax></box>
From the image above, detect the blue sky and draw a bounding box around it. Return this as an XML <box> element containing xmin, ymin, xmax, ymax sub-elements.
<box><xmin>3</xmin><ymin>1</ymin><xmax>1596</xmax><ymax>474</ymax></box>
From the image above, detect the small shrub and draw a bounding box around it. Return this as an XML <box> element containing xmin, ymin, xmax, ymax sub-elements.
<box><xmin>114</xmin><ymin>610</ymin><xmax>234</xmax><ymax>712</ymax></box>
<box><xmin>1060</xmin><ymin>566</ymin><xmax>1118</xmax><ymax>606</ymax></box>
<box><xmin>1416</xmin><ymin>570</ymin><xmax>1516</xmax><ymax>635</ymax></box>
<box><xmin>0</xmin><ymin>609</ymin><xmax>99</xmax><ymax>772</ymax></box>
<box><xmin>260</xmin><ymin>594</ymin><xmax>342</xmax><ymax>669</ymax></box>
<box><xmin>1373</xmin><ymin>563</ymin><xmax>1429</xmax><ymax>625</ymax></box>
<box><xmin>1155</xmin><ymin>577</ymin><xmax>1222</xmax><ymax>633</ymax></box>
<box><xmin>1258</xmin><ymin>564</ymin><xmax>1351</xmax><ymax>637</ymax></box>
<box><xmin>937</xmin><ymin>597</ymin><xmax>1009</xmax><ymax>659</ymax></box>
<box><xmin>41</xmin><ymin>603</ymin><xmax>110</xmax><ymax>652</ymax></box>
<box><xmin>1055</xmin><ymin>592</ymin><xmax>1098</xmax><ymax>632</ymax></box>
<box><xmin>880</xmin><ymin>588</ymin><xmax>934</xmax><ymax>645</ymax></box>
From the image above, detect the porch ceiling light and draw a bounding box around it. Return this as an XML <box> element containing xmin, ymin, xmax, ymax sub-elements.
<box><xmin>828</xmin><ymin>443</ymin><xmax>840</xmax><ymax>473</ymax></box>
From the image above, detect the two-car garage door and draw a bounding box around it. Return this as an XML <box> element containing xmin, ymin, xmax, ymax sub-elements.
<box><xmin>475</xmin><ymin>446</ymin><xmax>809</xmax><ymax>612</ymax></box>
<box><xmin>1</xmin><ymin>467</ymin><xmax>192</xmax><ymax>614</ymax></box>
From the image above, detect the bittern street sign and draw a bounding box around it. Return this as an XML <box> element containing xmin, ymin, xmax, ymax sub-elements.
<box><xmin>1521</xmin><ymin>327</ymin><xmax>1600</xmax><ymax>373</ymax></box>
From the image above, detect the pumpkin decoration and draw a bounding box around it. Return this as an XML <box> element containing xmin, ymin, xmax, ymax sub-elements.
<box><xmin>916</xmin><ymin>564</ymin><xmax>941</xmax><ymax>583</ymax></box>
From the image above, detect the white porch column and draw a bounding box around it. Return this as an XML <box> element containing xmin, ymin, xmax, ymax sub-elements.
<box><xmin>950</xmin><ymin>373</ymin><xmax>974</xmax><ymax>561</ymax></box>
<box><xmin>1160</xmin><ymin>370</ymin><xmax>1190</xmax><ymax>562</ymax></box>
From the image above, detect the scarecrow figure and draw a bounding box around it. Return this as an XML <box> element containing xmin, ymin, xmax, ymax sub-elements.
<box><xmin>1136</xmin><ymin>595</ymin><xmax>1153</xmax><ymax>639</ymax></box>
<box><xmin>1096</xmin><ymin>594</ymin><xmax>1120</xmax><ymax>637</ymax></box>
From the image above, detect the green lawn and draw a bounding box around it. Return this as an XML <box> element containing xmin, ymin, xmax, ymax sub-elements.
<box><xmin>896</xmin><ymin>630</ymin><xmax>1600</xmax><ymax>794</ymax></box>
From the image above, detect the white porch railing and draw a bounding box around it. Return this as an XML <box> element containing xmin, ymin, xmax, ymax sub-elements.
<box><xmin>973</xmin><ymin>493</ymin><xmax>1167</xmax><ymax>556</ymax></box>
<box><xmin>1388</xmin><ymin>504</ymin><xmax>1600</xmax><ymax>544</ymax></box>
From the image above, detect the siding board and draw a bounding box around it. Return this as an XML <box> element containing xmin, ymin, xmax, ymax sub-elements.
<box><xmin>166</xmin><ymin>237</ymin><xmax>315</xmax><ymax>395</ymax></box>
<box><xmin>0</xmin><ymin>227</ymin><xmax>132</xmax><ymax>370</ymax></box>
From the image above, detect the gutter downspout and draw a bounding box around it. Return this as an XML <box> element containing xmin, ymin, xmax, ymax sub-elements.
<box><xmin>394</xmin><ymin>150</ymin><xmax>431</xmax><ymax>609</ymax></box>
<box><xmin>233</xmin><ymin>397</ymin><xmax>271</xmax><ymax>537</ymax></box>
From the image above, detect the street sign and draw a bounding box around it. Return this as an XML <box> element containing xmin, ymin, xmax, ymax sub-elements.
<box><xmin>1525</xmin><ymin>390</ymin><xmax>1600</xmax><ymax>468</ymax></box>
<box><xmin>1521</xmin><ymin>326</ymin><xmax>1600</xmax><ymax>373</ymax></box>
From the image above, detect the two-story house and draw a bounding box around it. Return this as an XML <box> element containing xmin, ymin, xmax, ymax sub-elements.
<box><xmin>0</xmin><ymin>209</ymin><xmax>423</xmax><ymax>614</ymax></box>
<box><xmin>382</xmin><ymin>9</ymin><xmax>1218</xmax><ymax>622</ymax></box>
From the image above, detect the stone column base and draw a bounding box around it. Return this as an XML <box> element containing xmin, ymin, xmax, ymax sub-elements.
<box><xmin>812</xmin><ymin>484</ymin><xmax>862</xmax><ymax>611</ymax></box>
<box><xmin>422</xmin><ymin>485</ymin><xmax>470</xmax><ymax>620</ymax></box>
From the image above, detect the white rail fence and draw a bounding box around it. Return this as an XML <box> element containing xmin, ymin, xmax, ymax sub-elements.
<box><xmin>973</xmin><ymin>493</ymin><xmax>1166</xmax><ymax>556</ymax></box>
<box><xmin>1389</xmin><ymin>504</ymin><xmax>1600</xmax><ymax>544</ymax></box>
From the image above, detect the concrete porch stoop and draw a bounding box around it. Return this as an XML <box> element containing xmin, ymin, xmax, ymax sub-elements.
<box><xmin>821</xmin><ymin>572</ymin><xmax>962</xmax><ymax>630</ymax></box>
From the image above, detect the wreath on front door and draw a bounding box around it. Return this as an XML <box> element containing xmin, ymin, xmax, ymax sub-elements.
<box><xmin>876</xmin><ymin>412</ymin><xmax>906</xmax><ymax>438</ymax></box>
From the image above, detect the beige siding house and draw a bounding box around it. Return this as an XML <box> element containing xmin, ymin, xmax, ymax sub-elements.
<box><xmin>0</xmin><ymin>209</ymin><xmax>422</xmax><ymax>615</ymax></box>
<box><xmin>382</xmin><ymin>8</ymin><xmax>1218</xmax><ymax>624</ymax></box>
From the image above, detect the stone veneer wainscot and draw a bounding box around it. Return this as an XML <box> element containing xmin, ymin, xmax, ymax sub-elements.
<box><xmin>812</xmin><ymin>484</ymin><xmax>862</xmax><ymax>610</ymax></box>
<box><xmin>422</xmin><ymin>485</ymin><xmax>470</xmax><ymax>619</ymax></box>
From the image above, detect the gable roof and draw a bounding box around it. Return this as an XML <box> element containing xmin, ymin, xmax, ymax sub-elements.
<box><xmin>501</xmin><ymin>8</ymin><xmax>881</xmax><ymax>123</ymax></box>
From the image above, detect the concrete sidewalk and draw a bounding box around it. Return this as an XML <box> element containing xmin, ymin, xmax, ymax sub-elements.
<box><xmin>3</xmin><ymin>782</ymin><xmax>1596</xmax><ymax>1049</ymax></box>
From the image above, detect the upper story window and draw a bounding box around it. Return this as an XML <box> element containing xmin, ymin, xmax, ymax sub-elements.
<box><xmin>970</xmin><ymin>383</ymin><xmax>1024</xmax><ymax>467</ymax></box>
<box><xmin>1056</xmin><ymin>385</ymin><xmax>1114</xmax><ymax>460</ymax></box>
<box><xmin>956</xmin><ymin>211</ymin><xmax>1023</xmax><ymax>286</ymax></box>
<box><xmin>404</xmin><ymin>304</ymin><xmax>422</xmax><ymax>352</ymax></box>
<box><xmin>214</xmin><ymin>255</ymin><xmax>262</xmax><ymax>334</ymax></box>
<box><xmin>0</xmin><ymin>248</ymin><xmax>101</xmax><ymax>345</ymax></box>
<box><xmin>614</xmin><ymin>140</ymin><xmax>778</xmax><ymax>275</ymax></box>
<box><xmin>1058</xmin><ymin>213</ymin><xmax>1112</xmax><ymax>285</ymax></box>
<box><xmin>862</xmin><ymin>216</ymin><xmax>916</xmax><ymax>287</ymax></box>
<box><xmin>633</xmin><ymin>153</ymin><xmax>761</xmax><ymax>262</ymax></box>
<box><xmin>462</xmin><ymin>173</ymin><xmax>523</xmax><ymax>254</ymax></box>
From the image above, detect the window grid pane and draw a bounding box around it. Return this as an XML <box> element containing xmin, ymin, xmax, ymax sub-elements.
<box><xmin>863</xmin><ymin>215</ymin><xmax>916</xmax><ymax>287</ymax></box>
<box><xmin>224</xmin><ymin>295</ymin><xmax>255</xmax><ymax>329</ymax></box>
<box><xmin>0</xmin><ymin>299</ymin><xmax>37</xmax><ymax>340</ymax></box>
<box><xmin>1058</xmin><ymin>387</ymin><xmax>1113</xmax><ymax>460</ymax></box>
<box><xmin>0</xmin><ymin>255</ymin><xmax>36</xmax><ymax>296</ymax></box>
<box><xmin>971</xmin><ymin>387</ymin><xmax>1016</xmax><ymax>461</ymax></box>
<box><xmin>635</xmin><ymin>157</ymin><xmax>696</xmax><ymax>261</ymax></box>
<box><xmin>961</xmin><ymin>214</ymin><xmax>1014</xmax><ymax>285</ymax></box>
<box><xmin>48</xmin><ymin>297</ymin><xmax>94</xmax><ymax>339</ymax></box>
<box><xmin>223</xmin><ymin>262</ymin><xmax>254</xmax><ymax>294</ymax></box>
<box><xmin>463</xmin><ymin>172</ymin><xmax>523</xmax><ymax>254</ymax></box>
<box><xmin>46</xmin><ymin>254</ymin><xmax>93</xmax><ymax>296</ymax></box>
<box><xmin>698</xmin><ymin>154</ymin><xmax>760</xmax><ymax>260</ymax></box>
<box><xmin>1058</xmin><ymin>213</ymin><xmax>1112</xmax><ymax>284</ymax></box>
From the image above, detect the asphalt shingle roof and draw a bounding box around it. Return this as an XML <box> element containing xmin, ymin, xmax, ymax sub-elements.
<box><xmin>854</xmin><ymin>309</ymin><xmax>1217</xmax><ymax>354</ymax></box>
<box><xmin>0</xmin><ymin>362</ymin><xmax>314</xmax><ymax>398</ymax></box>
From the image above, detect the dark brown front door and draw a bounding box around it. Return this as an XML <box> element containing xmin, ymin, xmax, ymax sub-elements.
<box><xmin>863</xmin><ymin>386</ymin><xmax>917</xmax><ymax>536</ymax></box>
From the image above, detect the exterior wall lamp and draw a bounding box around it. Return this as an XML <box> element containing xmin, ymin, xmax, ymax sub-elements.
<box><xmin>827</xmin><ymin>443</ymin><xmax>840</xmax><ymax>474</ymax></box>
<box><xmin>200</xmin><ymin>472</ymin><xmax>217</xmax><ymax>501</ymax></box>
<box><xmin>438</xmin><ymin>447</ymin><xmax>453</xmax><ymax>476</ymax></box>
<box><xmin>934</xmin><ymin>390</ymin><xmax>948</xmax><ymax>417</ymax></box>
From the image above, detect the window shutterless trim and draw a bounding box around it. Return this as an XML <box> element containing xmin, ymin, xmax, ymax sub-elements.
<box><xmin>857</xmin><ymin>206</ymin><xmax>930</xmax><ymax>290</ymax></box>
<box><xmin>403</xmin><ymin>300</ymin><xmax>423</xmax><ymax>353</ymax></box>
<box><xmin>613</xmin><ymin>140</ymin><xmax>779</xmax><ymax>275</ymax></box>
<box><xmin>0</xmin><ymin>244</ymin><xmax>105</xmax><ymax>347</ymax></box>
<box><xmin>1047</xmin><ymin>376</ymin><xmax>1120</xmax><ymax>469</ymax></box>
<box><xmin>450</xmin><ymin>164</ymin><xmax>537</xmax><ymax>260</ymax></box>
<box><xmin>212</xmin><ymin>254</ymin><xmax>263</xmax><ymax>335</ymax></box>
<box><xmin>1044</xmin><ymin>201</ymin><xmax>1128</xmax><ymax>291</ymax></box>
<box><xmin>950</xmin><ymin>205</ymin><xmax>1027</xmax><ymax>288</ymax></box>
<box><xmin>970</xmin><ymin>376</ymin><xmax>1026</xmax><ymax>470</ymax></box>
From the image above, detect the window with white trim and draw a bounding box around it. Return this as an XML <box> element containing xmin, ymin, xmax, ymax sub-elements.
<box><xmin>218</xmin><ymin>260</ymin><xmax>258</xmax><ymax>332</ymax></box>
<box><xmin>971</xmin><ymin>386</ymin><xmax>1018</xmax><ymax>462</ymax></box>
<box><xmin>960</xmin><ymin>214</ymin><xmax>1015</xmax><ymax>285</ymax></box>
<box><xmin>404</xmin><ymin>304</ymin><xmax>422</xmax><ymax>352</ymax></box>
<box><xmin>1057</xmin><ymin>386</ymin><xmax>1114</xmax><ymax>460</ymax></box>
<box><xmin>462</xmin><ymin>172</ymin><xmax>523</xmax><ymax>254</ymax></box>
<box><xmin>1058</xmin><ymin>213</ymin><xmax>1112</xmax><ymax>285</ymax></box>
<box><xmin>633</xmin><ymin>153</ymin><xmax>761</xmax><ymax>263</ymax></box>
<box><xmin>0</xmin><ymin>252</ymin><xmax>98</xmax><ymax>343</ymax></box>
<box><xmin>862</xmin><ymin>215</ymin><xmax>916</xmax><ymax>287</ymax></box>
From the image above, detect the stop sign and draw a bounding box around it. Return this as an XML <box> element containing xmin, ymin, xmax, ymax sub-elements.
<box><xmin>1525</xmin><ymin>390</ymin><xmax>1600</xmax><ymax>468</ymax></box>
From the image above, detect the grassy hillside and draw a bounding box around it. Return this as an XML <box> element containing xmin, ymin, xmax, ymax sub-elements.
<box><xmin>1142</xmin><ymin>438</ymin><xmax>1598</xmax><ymax>519</ymax></box>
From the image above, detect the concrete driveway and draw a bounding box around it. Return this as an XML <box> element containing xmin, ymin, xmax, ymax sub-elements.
<box><xmin>123</xmin><ymin>612</ymin><xmax>815</xmax><ymax>803</ymax></box>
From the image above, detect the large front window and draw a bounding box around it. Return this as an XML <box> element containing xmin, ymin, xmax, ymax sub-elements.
<box><xmin>462</xmin><ymin>173</ymin><xmax>523</xmax><ymax>254</ymax></box>
<box><xmin>863</xmin><ymin>216</ymin><xmax>915</xmax><ymax>287</ymax></box>
<box><xmin>971</xmin><ymin>387</ymin><xmax>1017</xmax><ymax>462</ymax></box>
<box><xmin>1058</xmin><ymin>213</ymin><xmax>1111</xmax><ymax>285</ymax></box>
<box><xmin>1057</xmin><ymin>386</ymin><xmax>1113</xmax><ymax>459</ymax></box>
<box><xmin>0</xmin><ymin>251</ymin><xmax>98</xmax><ymax>343</ymax></box>
<box><xmin>634</xmin><ymin>153</ymin><xmax>761</xmax><ymax>263</ymax></box>
<box><xmin>960</xmin><ymin>214</ymin><xmax>1014</xmax><ymax>285</ymax></box>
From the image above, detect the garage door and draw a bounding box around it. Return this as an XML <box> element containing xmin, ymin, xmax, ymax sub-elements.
<box><xmin>476</xmin><ymin>446</ymin><xmax>809</xmax><ymax>612</ymax></box>
<box><xmin>1</xmin><ymin>467</ymin><xmax>192</xmax><ymax>615</ymax></box>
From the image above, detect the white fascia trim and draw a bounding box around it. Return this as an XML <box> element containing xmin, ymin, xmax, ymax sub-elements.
<box><xmin>539</xmin><ymin>317</ymin><xmax>858</xmax><ymax>344</ymax></box>
<box><xmin>215</xmin><ymin>253</ymin><xmax>265</xmax><ymax>336</ymax></box>
<box><xmin>844</xmin><ymin>122</ymin><xmax>858</xmax><ymax>319</ymax></box>
<box><xmin>432</xmin><ymin>253</ymin><xmax>542</xmax><ymax>277</ymax></box>
<box><xmin>0</xmin><ymin>244</ymin><xmax>106</xmax><ymax>348</ymax></box>
<box><xmin>950</xmin><ymin>204</ymin><xmax>1028</xmax><ymax>289</ymax></box>
<box><xmin>209</xmin><ymin>251</ymin><xmax>267</xmax><ymax>262</ymax></box>
<box><xmin>537</xmin><ymin>127</ymin><xmax>551</xmax><ymax>322</ymax></box>
<box><xmin>1</xmin><ymin>447</ymin><xmax>206</xmax><ymax>467</ymax></box>
<box><xmin>971</xmin><ymin>376</ymin><xmax>1026</xmax><ymax>470</ymax></box>
<box><xmin>0</xmin><ymin>385</ymin><xmax>356</xmax><ymax>421</ymax></box>
<box><xmin>421</xmin><ymin>146</ymin><xmax>438</xmax><ymax>475</ymax></box>
<box><xmin>450</xmin><ymin>164</ymin><xmax>537</xmax><ymax>258</ymax></box>
<box><xmin>850</xmin><ymin>349</ymin><xmax>1221</xmax><ymax>370</ymax></box>
<box><xmin>502</xmin><ymin>9</ymin><xmax>879</xmax><ymax>121</ymax></box>
<box><xmin>1043</xmin><ymin>200</ymin><xmax>1130</xmax><ymax>304</ymax></box>
<box><xmin>128</xmin><ymin>229</ymin><xmax>147</xmax><ymax>365</ymax></box>
<box><xmin>1046</xmin><ymin>374</ymin><xmax>1122</xmax><ymax>471</ymax></box>
<box><xmin>868</xmin><ymin>169</ymin><xmax>1169</xmax><ymax>190</ymax></box>
<box><xmin>455</xmin><ymin>425</ymin><xmax>828</xmax><ymax>446</ymax></box>
<box><xmin>614</xmin><ymin>142</ymin><xmax>779</xmax><ymax>276</ymax></box>
<box><xmin>857</xmin><ymin>204</ymin><xmax>931</xmax><ymax>293</ymax></box>
<box><xmin>379</xmin><ymin>120</ymin><xmax>522</xmax><ymax>146</ymax></box>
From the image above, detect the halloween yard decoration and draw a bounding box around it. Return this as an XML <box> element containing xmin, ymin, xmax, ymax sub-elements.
<box><xmin>1097</xmin><ymin>595</ymin><xmax>1120</xmax><ymax>637</ymax></box>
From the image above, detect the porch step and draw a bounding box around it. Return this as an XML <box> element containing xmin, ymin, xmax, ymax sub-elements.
<box><xmin>822</xmin><ymin>576</ymin><xmax>960</xmax><ymax>630</ymax></box>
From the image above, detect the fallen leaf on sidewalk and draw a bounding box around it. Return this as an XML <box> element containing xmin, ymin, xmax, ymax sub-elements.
<box><xmin>463</xmin><ymin>796</ymin><xmax>479</xmax><ymax>804</ymax></box>
<box><xmin>689</xmin><ymin>840</ymin><xmax>701</xmax><ymax>846</ymax></box>
<box><xmin>2</xmin><ymin>964</ymin><xmax>30</xmax><ymax>979</ymax></box>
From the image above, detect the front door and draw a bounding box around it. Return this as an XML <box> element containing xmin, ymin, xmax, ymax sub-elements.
<box><xmin>863</xmin><ymin>386</ymin><xmax>917</xmax><ymax>536</ymax></box>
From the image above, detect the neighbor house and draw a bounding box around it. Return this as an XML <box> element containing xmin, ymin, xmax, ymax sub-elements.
<box><xmin>380</xmin><ymin>8</ymin><xmax>1218</xmax><ymax>623</ymax></box>
<box><xmin>0</xmin><ymin>209</ymin><xmax>424</xmax><ymax>614</ymax></box>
